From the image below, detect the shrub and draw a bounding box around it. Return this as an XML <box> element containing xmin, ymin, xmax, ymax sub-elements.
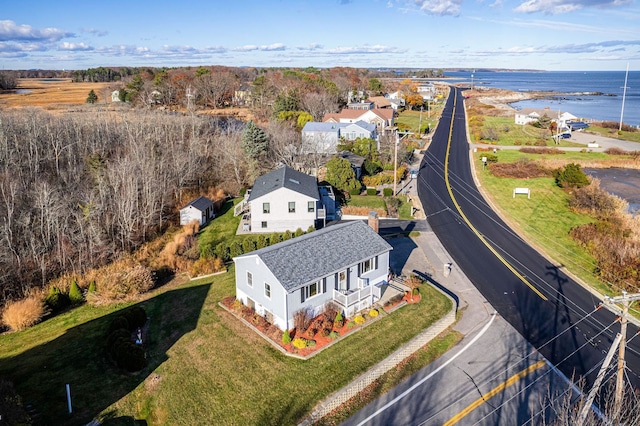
<box><xmin>123</xmin><ymin>306</ymin><xmax>147</xmax><ymax>329</ymax></box>
<box><xmin>354</xmin><ymin>315</ymin><xmax>365</xmax><ymax>325</ymax></box>
<box><xmin>2</xmin><ymin>294</ymin><xmax>46</xmax><ymax>332</ymax></box>
<box><xmin>294</xmin><ymin>228</ymin><xmax>304</xmax><ymax>237</ymax></box>
<box><xmin>112</xmin><ymin>340</ymin><xmax>146</xmax><ymax>372</ymax></box>
<box><xmin>232</xmin><ymin>299</ymin><xmax>242</xmax><ymax>311</ymax></box>
<box><xmin>366</xmin><ymin>188</ymin><xmax>377</xmax><ymax>196</ymax></box>
<box><xmin>106</xmin><ymin>328</ymin><xmax>131</xmax><ymax>348</ymax></box>
<box><xmin>306</xmin><ymin>325</ymin><xmax>318</xmax><ymax>338</ymax></box>
<box><xmin>0</xmin><ymin>379</ymin><xmax>31</xmax><ymax>425</ymax></box>
<box><xmin>88</xmin><ymin>280</ymin><xmax>96</xmax><ymax>293</ymax></box>
<box><xmin>293</xmin><ymin>309</ymin><xmax>313</xmax><ymax>332</ymax></box>
<box><xmin>349</xmin><ymin>187</ymin><xmax>361</xmax><ymax>196</ymax></box>
<box><xmin>412</xmin><ymin>287</ymin><xmax>420</xmax><ymax>296</ymax></box>
<box><xmin>329</xmin><ymin>331</ymin><xmax>339</xmax><ymax>340</ymax></box>
<box><xmin>107</xmin><ymin>315</ymin><xmax>130</xmax><ymax>335</ymax></box>
<box><xmin>383</xmin><ymin>187</ymin><xmax>393</xmax><ymax>197</ymax></box>
<box><xmin>292</xmin><ymin>337</ymin><xmax>308</xmax><ymax>349</ymax></box>
<box><xmin>554</xmin><ymin>163</ymin><xmax>590</xmax><ymax>189</ymax></box>
<box><xmin>386</xmin><ymin>197</ymin><xmax>401</xmax><ymax>210</ymax></box>
<box><xmin>45</xmin><ymin>286</ymin><xmax>70</xmax><ymax>313</ymax></box>
<box><xmin>368</xmin><ymin>309</ymin><xmax>379</xmax><ymax>318</ymax></box>
<box><xmin>69</xmin><ymin>280</ymin><xmax>84</xmax><ymax>305</ymax></box>
<box><xmin>282</xmin><ymin>330</ymin><xmax>292</xmax><ymax>345</ymax></box>
<box><xmin>320</xmin><ymin>327</ymin><xmax>331</xmax><ymax>337</ymax></box>
<box><xmin>307</xmin><ymin>340</ymin><xmax>316</xmax><ymax>348</ymax></box>
<box><xmin>334</xmin><ymin>310</ymin><xmax>343</xmax><ymax>324</ymax></box>
<box><xmin>347</xmin><ymin>321</ymin><xmax>356</xmax><ymax>329</ymax></box>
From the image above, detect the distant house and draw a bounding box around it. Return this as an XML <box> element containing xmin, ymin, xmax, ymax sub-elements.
<box><xmin>368</xmin><ymin>96</ymin><xmax>392</xmax><ymax>109</ymax></box>
<box><xmin>417</xmin><ymin>83</ymin><xmax>436</xmax><ymax>101</ymax></box>
<box><xmin>515</xmin><ymin>107</ymin><xmax>577</xmax><ymax>129</ymax></box>
<box><xmin>233</xmin><ymin>219</ymin><xmax>393</xmax><ymax>331</ymax></box>
<box><xmin>347</xmin><ymin>100</ymin><xmax>375</xmax><ymax>110</ymax></box>
<box><xmin>301</xmin><ymin>120</ymin><xmax>377</xmax><ymax>154</ymax></box>
<box><xmin>323</xmin><ymin>108</ymin><xmax>395</xmax><ymax>134</ymax></box>
<box><xmin>180</xmin><ymin>196</ymin><xmax>215</xmax><ymax>226</ymax></box>
<box><xmin>246</xmin><ymin>166</ymin><xmax>333</xmax><ymax>233</ymax></box>
<box><xmin>336</xmin><ymin>151</ymin><xmax>365</xmax><ymax>179</ymax></box>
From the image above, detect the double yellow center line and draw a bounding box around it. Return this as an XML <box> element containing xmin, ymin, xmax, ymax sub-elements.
<box><xmin>444</xmin><ymin>88</ymin><xmax>547</xmax><ymax>302</ymax></box>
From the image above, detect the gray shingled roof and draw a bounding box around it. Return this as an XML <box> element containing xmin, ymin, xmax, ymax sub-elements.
<box><xmin>247</xmin><ymin>166</ymin><xmax>319</xmax><ymax>202</ymax></box>
<box><xmin>235</xmin><ymin>220</ymin><xmax>392</xmax><ymax>292</ymax></box>
<box><xmin>182</xmin><ymin>196</ymin><xmax>214</xmax><ymax>211</ymax></box>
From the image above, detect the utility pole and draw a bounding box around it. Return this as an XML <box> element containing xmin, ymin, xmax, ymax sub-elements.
<box><xmin>619</xmin><ymin>62</ymin><xmax>629</xmax><ymax>133</ymax></box>
<box><xmin>603</xmin><ymin>290</ymin><xmax>640</xmax><ymax>420</ymax></box>
<box><xmin>577</xmin><ymin>333</ymin><xmax>622</xmax><ymax>426</ymax></box>
<box><xmin>394</xmin><ymin>131</ymin><xmax>411</xmax><ymax>196</ymax></box>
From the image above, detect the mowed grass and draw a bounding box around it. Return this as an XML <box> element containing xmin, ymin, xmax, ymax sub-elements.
<box><xmin>474</xmin><ymin>151</ymin><xmax>612</xmax><ymax>295</ymax></box>
<box><xmin>0</xmin><ymin>266</ymin><xmax>452</xmax><ymax>425</ymax></box>
<box><xmin>477</xmin><ymin>117</ymin><xmax>585</xmax><ymax>148</ymax></box>
<box><xmin>584</xmin><ymin>126</ymin><xmax>640</xmax><ymax>144</ymax></box>
<box><xmin>348</xmin><ymin>194</ymin><xmax>387</xmax><ymax>210</ymax></box>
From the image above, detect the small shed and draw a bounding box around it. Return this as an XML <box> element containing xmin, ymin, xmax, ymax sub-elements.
<box><xmin>180</xmin><ymin>196</ymin><xmax>215</xmax><ymax>226</ymax></box>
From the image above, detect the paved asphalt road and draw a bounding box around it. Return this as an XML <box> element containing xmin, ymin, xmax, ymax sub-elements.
<box><xmin>417</xmin><ymin>88</ymin><xmax>640</xmax><ymax>394</ymax></box>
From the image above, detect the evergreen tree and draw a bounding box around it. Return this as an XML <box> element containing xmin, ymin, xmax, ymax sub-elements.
<box><xmin>69</xmin><ymin>280</ymin><xmax>84</xmax><ymax>304</ymax></box>
<box><xmin>86</xmin><ymin>89</ymin><xmax>98</xmax><ymax>104</ymax></box>
<box><xmin>241</xmin><ymin>120</ymin><xmax>268</xmax><ymax>160</ymax></box>
<box><xmin>325</xmin><ymin>157</ymin><xmax>361</xmax><ymax>194</ymax></box>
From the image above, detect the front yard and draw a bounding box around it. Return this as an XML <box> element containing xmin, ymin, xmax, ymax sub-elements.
<box><xmin>0</xmin><ymin>267</ymin><xmax>454</xmax><ymax>425</ymax></box>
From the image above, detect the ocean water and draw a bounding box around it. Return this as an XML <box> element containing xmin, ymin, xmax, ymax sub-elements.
<box><xmin>445</xmin><ymin>70</ymin><xmax>640</xmax><ymax>127</ymax></box>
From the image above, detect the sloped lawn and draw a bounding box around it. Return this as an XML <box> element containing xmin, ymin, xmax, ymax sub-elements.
<box><xmin>0</xmin><ymin>267</ymin><xmax>453</xmax><ymax>425</ymax></box>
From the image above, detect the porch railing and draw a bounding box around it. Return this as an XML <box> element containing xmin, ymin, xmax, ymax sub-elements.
<box><xmin>332</xmin><ymin>284</ymin><xmax>381</xmax><ymax>309</ymax></box>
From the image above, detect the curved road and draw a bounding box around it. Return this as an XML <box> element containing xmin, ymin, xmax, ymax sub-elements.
<box><xmin>417</xmin><ymin>87</ymin><xmax>640</xmax><ymax>393</ymax></box>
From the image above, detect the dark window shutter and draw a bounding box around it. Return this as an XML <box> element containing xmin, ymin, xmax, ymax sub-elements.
<box><xmin>322</xmin><ymin>278</ymin><xmax>327</xmax><ymax>293</ymax></box>
<box><xmin>301</xmin><ymin>287</ymin><xmax>306</xmax><ymax>303</ymax></box>
<box><xmin>334</xmin><ymin>273</ymin><xmax>339</xmax><ymax>290</ymax></box>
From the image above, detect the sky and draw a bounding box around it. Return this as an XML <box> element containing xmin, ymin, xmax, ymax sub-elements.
<box><xmin>1</xmin><ymin>0</ymin><xmax>639</xmax><ymax>71</ymax></box>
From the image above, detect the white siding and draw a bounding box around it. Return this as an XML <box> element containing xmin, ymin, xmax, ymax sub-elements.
<box><xmin>180</xmin><ymin>206</ymin><xmax>204</xmax><ymax>226</ymax></box>
<box><xmin>249</xmin><ymin>187</ymin><xmax>318</xmax><ymax>233</ymax></box>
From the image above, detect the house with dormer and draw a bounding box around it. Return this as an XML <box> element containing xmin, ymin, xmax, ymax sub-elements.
<box><xmin>323</xmin><ymin>108</ymin><xmax>395</xmax><ymax>134</ymax></box>
<box><xmin>233</xmin><ymin>219</ymin><xmax>392</xmax><ymax>331</ymax></box>
<box><xmin>243</xmin><ymin>166</ymin><xmax>337</xmax><ymax>233</ymax></box>
<box><xmin>515</xmin><ymin>107</ymin><xmax>577</xmax><ymax>129</ymax></box>
<box><xmin>301</xmin><ymin>120</ymin><xmax>377</xmax><ymax>154</ymax></box>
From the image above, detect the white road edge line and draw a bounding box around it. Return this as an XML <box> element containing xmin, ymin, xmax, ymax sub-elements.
<box><xmin>355</xmin><ymin>311</ymin><xmax>498</xmax><ymax>426</ymax></box>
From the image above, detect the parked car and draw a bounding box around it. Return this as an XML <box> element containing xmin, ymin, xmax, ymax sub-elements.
<box><xmin>410</xmin><ymin>170</ymin><xmax>419</xmax><ymax>179</ymax></box>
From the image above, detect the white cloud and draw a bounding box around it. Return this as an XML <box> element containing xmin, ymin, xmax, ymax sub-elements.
<box><xmin>412</xmin><ymin>0</ymin><xmax>462</xmax><ymax>15</ymax></box>
<box><xmin>59</xmin><ymin>42</ymin><xmax>93</xmax><ymax>51</ymax></box>
<box><xmin>81</xmin><ymin>27</ymin><xmax>108</xmax><ymax>37</ymax></box>
<box><xmin>514</xmin><ymin>0</ymin><xmax>631</xmax><ymax>14</ymax></box>
<box><xmin>0</xmin><ymin>20</ymin><xmax>73</xmax><ymax>42</ymax></box>
<box><xmin>326</xmin><ymin>45</ymin><xmax>406</xmax><ymax>54</ymax></box>
<box><xmin>233</xmin><ymin>43</ymin><xmax>286</xmax><ymax>52</ymax></box>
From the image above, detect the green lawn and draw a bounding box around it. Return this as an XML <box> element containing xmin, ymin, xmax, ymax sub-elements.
<box><xmin>197</xmin><ymin>197</ymin><xmax>244</xmax><ymax>254</ymax></box>
<box><xmin>477</xmin><ymin>117</ymin><xmax>586</xmax><ymax>148</ymax></box>
<box><xmin>396</xmin><ymin>109</ymin><xmax>441</xmax><ymax>135</ymax></box>
<box><xmin>0</xmin><ymin>267</ymin><xmax>453</xmax><ymax>425</ymax></box>
<box><xmin>473</xmin><ymin>151</ymin><xmax>613</xmax><ymax>295</ymax></box>
<box><xmin>348</xmin><ymin>194</ymin><xmax>387</xmax><ymax>210</ymax></box>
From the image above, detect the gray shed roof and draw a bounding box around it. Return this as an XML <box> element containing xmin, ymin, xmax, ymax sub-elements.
<box><xmin>302</xmin><ymin>122</ymin><xmax>342</xmax><ymax>132</ymax></box>
<box><xmin>248</xmin><ymin>166</ymin><xmax>319</xmax><ymax>202</ymax></box>
<box><xmin>235</xmin><ymin>220</ymin><xmax>392</xmax><ymax>292</ymax></box>
<box><xmin>182</xmin><ymin>196</ymin><xmax>214</xmax><ymax>211</ymax></box>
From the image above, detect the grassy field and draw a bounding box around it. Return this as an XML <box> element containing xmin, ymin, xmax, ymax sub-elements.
<box><xmin>396</xmin><ymin>108</ymin><xmax>442</xmax><ymax>135</ymax></box>
<box><xmin>473</xmin><ymin>150</ymin><xmax>614</xmax><ymax>295</ymax></box>
<box><xmin>475</xmin><ymin>117</ymin><xmax>586</xmax><ymax>148</ymax></box>
<box><xmin>0</xmin><ymin>78</ymin><xmax>113</xmax><ymax>107</ymax></box>
<box><xmin>0</xmin><ymin>267</ymin><xmax>453</xmax><ymax>425</ymax></box>
<box><xmin>345</xmin><ymin>194</ymin><xmax>413</xmax><ymax>220</ymax></box>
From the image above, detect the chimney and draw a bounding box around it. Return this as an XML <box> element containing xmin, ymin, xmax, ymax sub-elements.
<box><xmin>368</xmin><ymin>211</ymin><xmax>379</xmax><ymax>233</ymax></box>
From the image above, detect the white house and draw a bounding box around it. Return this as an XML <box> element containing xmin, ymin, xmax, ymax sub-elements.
<box><xmin>301</xmin><ymin>121</ymin><xmax>377</xmax><ymax>154</ymax></box>
<box><xmin>417</xmin><ymin>83</ymin><xmax>436</xmax><ymax>101</ymax></box>
<box><xmin>323</xmin><ymin>108</ymin><xmax>395</xmax><ymax>134</ymax></box>
<box><xmin>515</xmin><ymin>107</ymin><xmax>577</xmax><ymax>129</ymax></box>
<box><xmin>180</xmin><ymin>196</ymin><xmax>215</xmax><ymax>226</ymax></box>
<box><xmin>233</xmin><ymin>219</ymin><xmax>393</xmax><ymax>331</ymax></box>
<box><xmin>111</xmin><ymin>90</ymin><xmax>121</xmax><ymax>102</ymax></box>
<box><xmin>247</xmin><ymin>166</ymin><xmax>322</xmax><ymax>233</ymax></box>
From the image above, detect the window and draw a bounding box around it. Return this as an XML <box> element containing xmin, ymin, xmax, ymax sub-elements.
<box><xmin>288</xmin><ymin>202</ymin><xmax>295</xmax><ymax>213</ymax></box>
<box><xmin>360</xmin><ymin>256</ymin><xmax>378</xmax><ymax>274</ymax></box>
<box><xmin>308</xmin><ymin>201</ymin><xmax>315</xmax><ymax>213</ymax></box>
<box><xmin>309</xmin><ymin>281</ymin><xmax>318</xmax><ymax>298</ymax></box>
<box><xmin>300</xmin><ymin>279</ymin><xmax>326</xmax><ymax>302</ymax></box>
<box><xmin>263</xmin><ymin>202</ymin><xmax>270</xmax><ymax>214</ymax></box>
<box><xmin>247</xmin><ymin>271</ymin><xmax>253</xmax><ymax>287</ymax></box>
<box><xmin>264</xmin><ymin>282</ymin><xmax>271</xmax><ymax>298</ymax></box>
<box><xmin>261</xmin><ymin>221</ymin><xmax>267</xmax><ymax>228</ymax></box>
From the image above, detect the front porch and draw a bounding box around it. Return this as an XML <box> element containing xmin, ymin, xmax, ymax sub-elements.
<box><xmin>332</xmin><ymin>280</ymin><xmax>406</xmax><ymax>317</ymax></box>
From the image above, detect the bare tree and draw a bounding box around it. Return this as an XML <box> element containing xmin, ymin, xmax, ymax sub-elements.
<box><xmin>301</xmin><ymin>92</ymin><xmax>339</xmax><ymax>121</ymax></box>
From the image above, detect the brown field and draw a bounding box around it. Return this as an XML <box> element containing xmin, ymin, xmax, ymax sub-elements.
<box><xmin>0</xmin><ymin>78</ymin><xmax>114</xmax><ymax>108</ymax></box>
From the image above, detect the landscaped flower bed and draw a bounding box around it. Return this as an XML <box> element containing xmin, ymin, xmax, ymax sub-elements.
<box><xmin>220</xmin><ymin>297</ymin><xmax>407</xmax><ymax>357</ymax></box>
